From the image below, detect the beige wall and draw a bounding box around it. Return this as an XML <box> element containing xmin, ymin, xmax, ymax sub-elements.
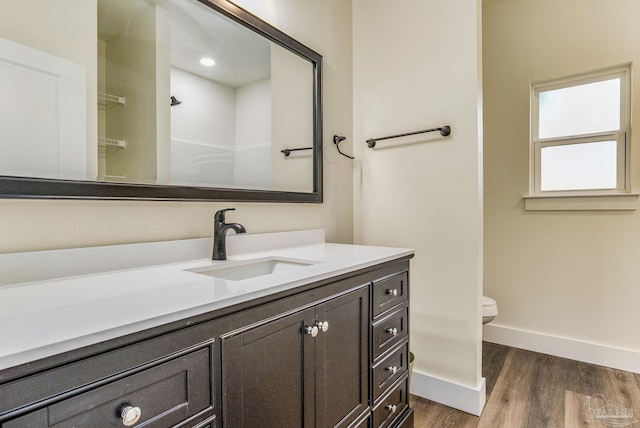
<box><xmin>0</xmin><ymin>0</ymin><xmax>354</xmax><ymax>253</ymax></box>
<box><xmin>484</xmin><ymin>0</ymin><xmax>640</xmax><ymax>351</ymax></box>
<box><xmin>270</xmin><ymin>43</ymin><xmax>314</xmax><ymax>193</ymax></box>
<box><xmin>353</xmin><ymin>0</ymin><xmax>484</xmax><ymax>404</ymax></box>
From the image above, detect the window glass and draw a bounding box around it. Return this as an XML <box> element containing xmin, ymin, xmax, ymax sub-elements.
<box><xmin>538</xmin><ymin>78</ymin><xmax>620</xmax><ymax>139</ymax></box>
<box><xmin>540</xmin><ymin>141</ymin><xmax>617</xmax><ymax>191</ymax></box>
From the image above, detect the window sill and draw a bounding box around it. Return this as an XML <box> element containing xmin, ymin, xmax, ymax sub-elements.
<box><xmin>523</xmin><ymin>193</ymin><xmax>639</xmax><ymax>211</ymax></box>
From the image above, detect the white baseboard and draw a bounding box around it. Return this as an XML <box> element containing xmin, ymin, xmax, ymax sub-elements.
<box><xmin>410</xmin><ymin>370</ymin><xmax>486</xmax><ymax>416</ymax></box>
<box><xmin>483</xmin><ymin>323</ymin><xmax>640</xmax><ymax>374</ymax></box>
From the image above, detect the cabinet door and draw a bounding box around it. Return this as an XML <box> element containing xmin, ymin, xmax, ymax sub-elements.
<box><xmin>315</xmin><ymin>288</ymin><xmax>370</xmax><ymax>428</ymax></box>
<box><xmin>221</xmin><ymin>308</ymin><xmax>316</xmax><ymax>428</ymax></box>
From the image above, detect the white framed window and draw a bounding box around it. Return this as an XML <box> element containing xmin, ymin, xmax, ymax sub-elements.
<box><xmin>530</xmin><ymin>65</ymin><xmax>631</xmax><ymax>196</ymax></box>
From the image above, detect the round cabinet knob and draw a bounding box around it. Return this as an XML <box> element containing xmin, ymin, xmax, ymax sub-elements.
<box><xmin>304</xmin><ymin>325</ymin><xmax>319</xmax><ymax>337</ymax></box>
<box><xmin>385</xmin><ymin>366</ymin><xmax>399</xmax><ymax>374</ymax></box>
<box><xmin>385</xmin><ymin>327</ymin><xmax>398</xmax><ymax>336</ymax></box>
<box><xmin>385</xmin><ymin>404</ymin><xmax>398</xmax><ymax>413</ymax></box>
<box><xmin>121</xmin><ymin>406</ymin><xmax>142</xmax><ymax>426</ymax></box>
<box><xmin>315</xmin><ymin>321</ymin><xmax>329</xmax><ymax>332</ymax></box>
<box><xmin>386</xmin><ymin>288</ymin><xmax>398</xmax><ymax>297</ymax></box>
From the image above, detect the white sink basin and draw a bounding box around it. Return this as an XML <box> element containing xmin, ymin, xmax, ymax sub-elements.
<box><xmin>186</xmin><ymin>257</ymin><xmax>317</xmax><ymax>281</ymax></box>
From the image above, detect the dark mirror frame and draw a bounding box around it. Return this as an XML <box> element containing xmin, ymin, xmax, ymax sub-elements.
<box><xmin>0</xmin><ymin>0</ymin><xmax>322</xmax><ymax>203</ymax></box>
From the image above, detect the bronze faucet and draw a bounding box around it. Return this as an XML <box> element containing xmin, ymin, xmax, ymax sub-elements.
<box><xmin>213</xmin><ymin>209</ymin><xmax>246</xmax><ymax>260</ymax></box>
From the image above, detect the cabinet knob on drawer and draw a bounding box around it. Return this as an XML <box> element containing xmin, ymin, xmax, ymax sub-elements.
<box><xmin>385</xmin><ymin>365</ymin><xmax>399</xmax><ymax>374</ymax></box>
<box><xmin>120</xmin><ymin>405</ymin><xmax>142</xmax><ymax>426</ymax></box>
<box><xmin>304</xmin><ymin>325</ymin><xmax>319</xmax><ymax>337</ymax></box>
<box><xmin>385</xmin><ymin>327</ymin><xmax>398</xmax><ymax>336</ymax></box>
<box><xmin>386</xmin><ymin>288</ymin><xmax>398</xmax><ymax>297</ymax></box>
<box><xmin>385</xmin><ymin>404</ymin><xmax>398</xmax><ymax>413</ymax></box>
<box><xmin>315</xmin><ymin>321</ymin><xmax>329</xmax><ymax>332</ymax></box>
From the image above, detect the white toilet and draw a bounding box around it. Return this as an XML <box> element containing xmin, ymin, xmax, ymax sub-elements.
<box><xmin>482</xmin><ymin>296</ymin><xmax>498</xmax><ymax>324</ymax></box>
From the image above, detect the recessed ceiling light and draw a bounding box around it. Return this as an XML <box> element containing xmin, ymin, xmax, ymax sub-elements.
<box><xmin>200</xmin><ymin>57</ymin><xmax>215</xmax><ymax>67</ymax></box>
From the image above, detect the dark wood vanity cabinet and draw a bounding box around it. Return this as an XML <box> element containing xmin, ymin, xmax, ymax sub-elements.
<box><xmin>221</xmin><ymin>287</ymin><xmax>369</xmax><ymax>428</ymax></box>
<box><xmin>0</xmin><ymin>258</ymin><xmax>412</xmax><ymax>428</ymax></box>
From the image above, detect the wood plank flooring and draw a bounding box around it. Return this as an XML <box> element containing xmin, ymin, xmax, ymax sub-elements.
<box><xmin>411</xmin><ymin>342</ymin><xmax>640</xmax><ymax>428</ymax></box>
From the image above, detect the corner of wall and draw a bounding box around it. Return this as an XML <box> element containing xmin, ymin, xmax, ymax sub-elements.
<box><xmin>411</xmin><ymin>370</ymin><xmax>487</xmax><ymax>416</ymax></box>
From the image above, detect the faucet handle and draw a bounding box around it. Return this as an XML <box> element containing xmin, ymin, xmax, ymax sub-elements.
<box><xmin>215</xmin><ymin>208</ymin><xmax>236</xmax><ymax>223</ymax></box>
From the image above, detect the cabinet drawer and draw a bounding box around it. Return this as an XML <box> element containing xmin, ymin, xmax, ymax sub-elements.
<box><xmin>372</xmin><ymin>273</ymin><xmax>408</xmax><ymax>318</ymax></box>
<box><xmin>372</xmin><ymin>343</ymin><xmax>408</xmax><ymax>402</ymax></box>
<box><xmin>372</xmin><ymin>306</ymin><xmax>408</xmax><ymax>361</ymax></box>
<box><xmin>5</xmin><ymin>348</ymin><xmax>212</xmax><ymax>428</ymax></box>
<box><xmin>391</xmin><ymin>409</ymin><xmax>413</xmax><ymax>428</ymax></box>
<box><xmin>192</xmin><ymin>415</ymin><xmax>217</xmax><ymax>428</ymax></box>
<box><xmin>351</xmin><ymin>414</ymin><xmax>370</xmax><ymax>428</ymax></box>
<box><xmin>371</xmin><ymin>377</ymin><xmax>409</xmax><ymax>428</ymax></box>
<box><xmin>0</xmin><ymin>320</ymin><xmax>217</xmax><ymax>417</ymax></box>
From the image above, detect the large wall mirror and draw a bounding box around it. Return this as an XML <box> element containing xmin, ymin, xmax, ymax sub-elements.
<box><xmin>0</xmin><ymin>0</ymin><xmax>322</xmax><ymax>202</ymax></box>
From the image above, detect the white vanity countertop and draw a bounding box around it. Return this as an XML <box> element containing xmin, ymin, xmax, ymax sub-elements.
<box><xmin>0</xmin><ymin>230</ymin><xmax>413</xmax><ymax>371</ymax></box>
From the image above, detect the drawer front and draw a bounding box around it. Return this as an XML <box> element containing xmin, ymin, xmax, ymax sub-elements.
<box><xmin>372</xmin><ymin>377</ymin><xmax>409</xmax><ymax>428</ymax></box>
<box><xmin>5</xmin><ymin>348</ymin><xmax>212</xmax><ymax>428</ymax></box>
<box><xmin>391</xmin><ymin>409</ymin><xmax>413</xmax><ymax>428</ymax></box>
<box><xmin>372</xmin><ymin>306</ymin><xmax>408</xmax><ymax>361</ymax></box>
<box><xmin>372</xmin><ymin>343</ymin><xmax>408</xmax><ymax>401</ymax></box>
<box><xmin>372</xmin><ymin>273</ymin><xmax>408</xmax><ymax>319</ymax></box>
<box><xmin>351</xmin><ymin>414</ymin><xmax>370</xmax><ymax>428</ymax></box>
<box><xmin>0</xmin><ymin>320</ymin><xmax>217</xmax><ymax>416</ymax></box>
<box><xmin>192</xmin><ymin>414</ymin><xmax>217</xmax><ymax>428</ymax></box>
